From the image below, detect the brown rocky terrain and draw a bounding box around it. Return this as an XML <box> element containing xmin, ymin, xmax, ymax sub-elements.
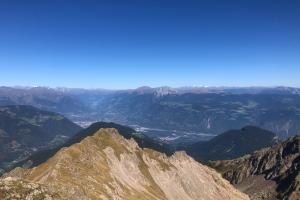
<box><xmin>3</xmin><ymin>128</ymin><xmax>249</xmax><ymax>200</ymax></box>
<box><xmin>0</xmin><ymin>177</ymin><xmax>60</xmax><ymax>200</ymax></box>
<box><xmin>211</xmin><ymin>135</ymin><xmax>300</xmax><ymax>200</ymax></box>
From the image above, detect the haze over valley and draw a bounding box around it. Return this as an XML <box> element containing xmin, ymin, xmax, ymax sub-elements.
<box><xmin>1</xmin><ymin>86</ymin><xmax>300</xmax><ymax>148</ymax></box>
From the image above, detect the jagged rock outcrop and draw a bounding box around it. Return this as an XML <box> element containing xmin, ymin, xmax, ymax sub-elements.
<box><xmin>4</xmin><ymin>128</ymin><xmax>249</xmax><ymax>200</ymax></box>
<box><xmin>211</xmin><ymin>135</ymin><xmax>300</xmax><ymax>200</ymax></box>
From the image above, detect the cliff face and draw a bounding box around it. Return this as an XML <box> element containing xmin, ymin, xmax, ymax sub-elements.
<box><xmin>211</xmin><ymin>135</ymin><xmax>300</xmax><ymax>200</ymax></box>
<box><xmin>4</xmin><ymin>128</ymin><xmax>249</xmax><ymax>200</ymax></box>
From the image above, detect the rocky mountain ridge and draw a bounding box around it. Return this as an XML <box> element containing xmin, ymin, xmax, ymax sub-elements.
<box><xmin>3</xmin><ymin>128</ymin><xmax>249</xmax><ymax>200</ymax></box>
<box><xmin>11</xmin><ymin>122</ymin><xmax>173</xmax><ymax>170</ymax></box>
<box><xmin>211</xmin><ymin>135</ymin><xmax>300</xmax><ymax>200</ymax></box>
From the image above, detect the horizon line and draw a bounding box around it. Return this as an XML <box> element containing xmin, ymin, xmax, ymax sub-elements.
<box><xmin>0</xmin><ymin>85</ymin><xmax>299</xmax><ymax>91</ymax></box>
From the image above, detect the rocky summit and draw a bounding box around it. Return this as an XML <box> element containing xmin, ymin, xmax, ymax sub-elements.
<box><xmin>211</xmin><ymin>135</ymin><xmax>300</xmax><ymax>200</ymax></box>
<box><xmin>3</xmin><ymin>128</ymin><xmax>249</xmax><ymax>200</ymax></box>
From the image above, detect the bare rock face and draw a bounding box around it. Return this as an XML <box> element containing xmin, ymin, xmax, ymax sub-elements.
<box><xmin>211</xmin><ymin>135</ymin><xmax>300</xmax><ymax>200</ymax></box>
<box><xmin>4</xmin><ymin>128</ymin><xmax>249</xmax><ymax>200</ymax></box>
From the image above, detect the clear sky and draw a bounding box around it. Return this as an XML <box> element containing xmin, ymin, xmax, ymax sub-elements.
<box><xmin>0</xmin><ymin>0</ymin><xmax>299</xmax><ymax>89</ymax></box>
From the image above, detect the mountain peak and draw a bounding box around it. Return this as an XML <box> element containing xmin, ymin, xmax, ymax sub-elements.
<box><xmin>132</xmin><ymin>86</ymin><xmax>177</xmax><ymax>96</ymax></box>
<box><xmin>81</xmin><ymin>128</ymin><xmax>140</xmax><ymax>155</ymax></box>
<box><xmin>4</xmin><ymin>128</ymin><xmax>249</xmax><ymax>200</ymax></box>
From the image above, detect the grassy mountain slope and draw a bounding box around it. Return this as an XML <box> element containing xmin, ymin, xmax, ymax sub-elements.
<box><xmin>0</xmin><ymin>105</ymin><xmax>81</xmax><ymax>172</ymax></box>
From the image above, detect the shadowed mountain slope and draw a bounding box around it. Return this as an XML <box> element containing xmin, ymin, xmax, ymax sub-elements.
<box><xmin>0</xmin><ymin>105</ymin><xmax>81</xmax><ymax>172</ymax></box>
<box><xmin>186</xmin><ymin>126</ymin><xmax>278</xmax><ymax>161</ymax></box>
<box><xmin>211</xmin><ymin>135</ymin><xmax>300</xmax><ymax>200</ymax></box>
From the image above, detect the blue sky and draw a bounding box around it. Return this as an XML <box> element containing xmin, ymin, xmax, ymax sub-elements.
<box><xmin>0</xmin><ymin>0</ymin><xmax>299</xmax><ymax>89</ymax></box>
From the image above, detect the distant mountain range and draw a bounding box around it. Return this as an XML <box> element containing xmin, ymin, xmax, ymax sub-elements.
<box><xmin>95</xmin><ymin>90</ymin><xmax>300</xmax><ymax>139</ymax></box>
<box><xmin>0</xmin><ymin>105</ymin><xmax>81</xmax><ymax>173</ymax></box>
<box><xmin>121</xmin><ymin>86</ymin><xmax>300</xmax><ymax>95</ymax></box>
<box><xmin>1</xmin><ymin>86</ymin><xmax>300</xmax><ymax>140</ymax></box>
<box><xmin>0</xmin><ymin>86</ymin><xmax>90</xmax><ymax>113</ymax></box>
<box><xmin>211</xmin><ymin>134</ymin><xmax>300</xmax><ymax>200</ymax></box>
<box><xmin>185</xmin><ymin>126</ymin><xmax>279</xmax><ymax>161</ymax></box>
